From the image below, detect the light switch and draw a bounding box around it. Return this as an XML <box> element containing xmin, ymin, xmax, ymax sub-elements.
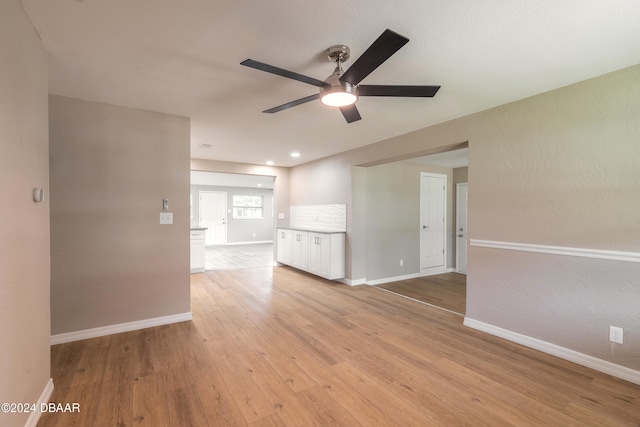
<box><xmin>160</xmin><ymin>212</ymin><xmax>173</xmax><ymax>224</ymax></box>
<box><xmin>163</xmin><ymin>198</ymin><xmax>169</xmax><ymax>211</ymax></box>
<box><xmin>278</xmin><ymin>212</ymin><xmax>285</xmax><ymax>219</ymax></box>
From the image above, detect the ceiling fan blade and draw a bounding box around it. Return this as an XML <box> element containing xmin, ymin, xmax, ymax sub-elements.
<box><xmin>263</xmin><ymin>94</ymin><xmax>320</xmax><ymax>113</ymax></box>
<box><xmin>339</xmin><ymin>104</ymin><xmax>361</xmax><ymax>123</ymax></box>
<box><xmin>358</xmin><ymin>85</ymin><xmax>441</xmax><ymax>97</ymax></box>
<box><xmin>339</xmin><ymin>29</ymin><xmax>409</xmax><ymax>86</ymax></box>
<box><xmin>241</xmin><ymin>59</ymin><xmax>329</xmax><ymax>88</ymax></box>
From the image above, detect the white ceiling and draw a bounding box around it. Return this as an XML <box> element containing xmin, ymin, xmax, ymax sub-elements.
<box><xmin>22</xmin><ymin>1</ymin><xmax>640</xmax><ymax>167</ymax></box>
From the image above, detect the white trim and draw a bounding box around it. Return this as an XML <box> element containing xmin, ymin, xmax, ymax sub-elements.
<box><xmin>365</xmin><ymin>273</ymin><xmax>420</xmax><ymax>286</ymax></box>
<box><xmin>224</xmin><ymin>240</ymin><xmax>273</xmax><ymax>245</ymax></box>
<box><xmin>464</xmin><ymin>318</ymin><xmax>640</xmax><ymax>386</ymax></box>
<box><xmin>339</xmin><ymin>277</ymin><xmax>367</xmax><ymax>286</ymax></box>
<box><xmin>50</xmin><ymin>312</ymin><xmax>192</xmax><ymax>345</ymax></box>
<box><xmin>455</xmin><ymin>182</ymin><xmax>468</xmax><ymax>274</ymax></box>
<box><xmin>470</xmin><ymin>239</ymin><xmax>640</xmax><ymax>263</ymax></box>
<box><xmin>24</xmin><ymin>378</ymin><xmax>54</xmax><ymax>427</ymax></box>
<box><xmin>420</xmin><ymin>266</ymin><xmax>447</xmax><ymax>277</ymax></box>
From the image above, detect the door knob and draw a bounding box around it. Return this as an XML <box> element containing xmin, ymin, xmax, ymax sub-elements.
<box><xmin>423</xmin><ymin>225</ymin><xmax>428</xmax><ymax>229</ymax></box>
<box><xmin>457</xmin><ymin>234</ymin><xmax>463</xmax><ymax>237</ymax></box>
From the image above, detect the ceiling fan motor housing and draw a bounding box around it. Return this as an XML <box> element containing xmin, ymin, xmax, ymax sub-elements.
<box><xmin>320</xmin><ymin>70</ymin><xmax>358</xmax><ymax>106</ymax></box>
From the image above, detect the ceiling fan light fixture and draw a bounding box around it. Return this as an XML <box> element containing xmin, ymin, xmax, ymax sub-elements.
<box><xmin>320</xmin><ymin>81</ymin><xmax>358</xmax><ymax>107</ymax></box>
<box><xmin>320</xmin><ymin>89</ymin><xmax>358</xmax><ymax>107</ymax></box>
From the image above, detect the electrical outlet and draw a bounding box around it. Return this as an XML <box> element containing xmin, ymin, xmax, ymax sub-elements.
<box><xmin>609</xmin><ymin>326</ymin><xmax>623</xmax><ymax>344</ymax></box>
<box><xmin>159</xmin><ymin>212</ymin><xmax>173</xmax><ymax>225</ymax></box>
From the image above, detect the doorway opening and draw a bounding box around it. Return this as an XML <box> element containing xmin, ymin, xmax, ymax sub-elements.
<box><xmin>190</xmin><ymin>171</ymin><xmax>275</xmax><ymax>271</ymax></box>
<box><xmin>371</xmin><ymin>147</ymin><xmax>468</xmax><ymax>315</ymax></box>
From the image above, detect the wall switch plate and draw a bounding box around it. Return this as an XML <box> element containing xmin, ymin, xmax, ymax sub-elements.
<box><xmin>160</xmin><ymin>212</ymin><xmax>173</xmax><ymax>225</ymax></box>
<box><xmin>609</xmin><ymin>325</ymin><xmax>623</xmax><ymax>344</ymax></box>
<box><xmin>163</xmin><ymin>198</ymin><xmax>169</xmax><ymax>211</ymax></box>
<box><xmin>278</xmin><ymin>213</ymin><xmax>285</xmax><ymax>219</ymax></box>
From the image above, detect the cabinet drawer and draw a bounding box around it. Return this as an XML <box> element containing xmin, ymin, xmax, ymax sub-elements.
<box><xmin>190</xmin><ymin>230</ymin><xmax>206</xmax><ymax>240</ymax></box>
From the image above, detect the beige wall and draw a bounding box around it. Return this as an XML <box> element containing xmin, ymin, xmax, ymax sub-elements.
<box><xmin>0</xmin><ymin>1</ymin><xmax>51</xmax><ymax>426</ymax></box>
<box><xmin>290</xmin><ymin>64</ymin><xmax>640</xmax><ymax>371</ymax></box>
<box><xmin>49</xmin><ymin>96</ymin><xmax>191</xmax><ymax>335</ymax></box>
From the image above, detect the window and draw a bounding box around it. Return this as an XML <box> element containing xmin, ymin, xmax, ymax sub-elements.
<box><xmin>232</xmin><ymin>195</ymin><xmax>263</xmax><ymax>219</ymax></box>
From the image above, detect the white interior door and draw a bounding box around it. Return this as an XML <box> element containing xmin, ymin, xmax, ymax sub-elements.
<box><xmin>420</xmin><ymin>173</ymin><xmax>446</xmax><ymax>275</ymax></box>
<box><xmin>199</xmin><ymin>191</ymin><xmax>227</xmax><ymax>245</ymax></box>
<box><xmin>456</xmin><ymin>183</ymin><xmax>468</xmax><ymax>274</ymax></box>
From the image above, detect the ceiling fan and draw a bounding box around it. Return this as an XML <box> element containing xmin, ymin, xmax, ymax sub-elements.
<box><xmin>240</xmin><ymin>29</ymin><xmax>441</xmax><ymax>123</ymax></box>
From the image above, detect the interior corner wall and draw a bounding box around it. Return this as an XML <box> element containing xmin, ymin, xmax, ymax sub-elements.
<box><xmin>0</xmin><ymin>1</ymin><xmax>51</xmax><ymax>426</ymax></box>
<box><xmin>49</xmin><ymin>95</ymin><xmax>191</xmax><ymax>335</ymax></box>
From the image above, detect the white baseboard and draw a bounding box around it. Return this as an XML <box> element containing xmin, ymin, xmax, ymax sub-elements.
<box><xmin>24</xmin><ymin>378</ymin><xmax>54</xmax><ymax>427</ymax></box>
<box><xmin>225</xmin><ymin>240</ymin><xmax>273</xmax><ymax>246</ymax></box>
<box><xmin>366</xmin><ymin>273</ymin><xmax>420</xmax><ymax>286</ymax></box>
<box><xmin>464</xmin><ymin>317</ymin><xmax>640</xmax><ymax>386</ymax></box>
<box><xmin>339</xmin><ymin>277</ymin><xmax>366</xmax><ymax>286</ymax></box>
<box><xmin>419</xmin><ymin>266</ymin><xmax>447</xmax><ymax>277</ymax></box>
<box><xmin>50</xmin><ymin>312</ymin><xmax>193</xmax><ymax>345</ymax></box>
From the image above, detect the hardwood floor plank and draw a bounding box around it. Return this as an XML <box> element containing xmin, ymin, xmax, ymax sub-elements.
<box><xmin>295</xmin><ymin>385</ymin><xmax>363</xmax><ymax>427</ymax></box>
<box><xmin>329</xmin><ymin>361</ymin><xmax>445</xmax><ymax>426</ymax></box>
<box><xmin>132</xmin><ymin>372</ymin><xmax>172</xmax><ymax>426</ymax></box>
<box><xmin>166</xmin><ymin>385</ymin><xmax>210</xmax><ymax>427</ymax></box>
<box><xmin>238</xmin><ymin>349</ymin><xmax>318</xmax><ymax>426</ymax></box>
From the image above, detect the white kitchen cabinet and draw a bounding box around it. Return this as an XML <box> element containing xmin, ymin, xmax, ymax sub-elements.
<box><xmin>291</xmin><ymin>230</ymin><xmax>309</xmax><ymax>271</ymax></box>
<box><xmin>276</xmin><ymin>228</ymin><xmax>345</xmax><ymax>280</ymax></box>
<box><xmin>308</xmin><ymin>232</ymin><xmax>345</xmax><ymax>280</ymax></box>
<box><xmin>276</xmin><ymin>228</ymin><xmax>292</xmax><ymax>265</ymax></box>
<box><xmin>190</xmin><ymin>228</ymin><xmax>206</xmax><ymax>273</ymax></box>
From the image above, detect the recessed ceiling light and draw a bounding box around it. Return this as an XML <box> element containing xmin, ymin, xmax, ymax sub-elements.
<box><xmin>257</xmin><ymin>183</ymin><xmax>262</xmax><ymax>187</ymax></box>
<box><xmin>266</xmin><ymin>160</ymin><xmax>274</xmax><ymax>165</ymax></box>
<box><xmin>291</xmin><ymin>152</ymin><xmax>300</xmax><ymax>158</ymax></box>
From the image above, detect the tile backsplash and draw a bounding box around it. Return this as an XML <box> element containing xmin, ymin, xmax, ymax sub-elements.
<box><xmin>290</xmin><ymin>204</ymin><xmax>346</xmax><ymax>232</ymax></box>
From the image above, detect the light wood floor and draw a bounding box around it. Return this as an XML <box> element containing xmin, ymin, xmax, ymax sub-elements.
<box><xmin>39</xmin><ymin>266</ymin><xmax>639</xmax><ymax>426</ymax></box>
<box><xmin>205</xmin><ymin>243</ymin><xmax>274</xmax><ymax>271</ymax></box>
<box><xmin>376</xmin><ymin>272</ymin><xmax>466</xmax><ymax>315</ymax></box>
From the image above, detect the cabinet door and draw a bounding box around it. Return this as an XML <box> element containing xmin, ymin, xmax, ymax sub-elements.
<box><xmin>190</xmin><ymin>239</ymin><xmax>205</xmax><ymax>271</ymax></box>
<box><xmin>276</xmin><ymin>229</ymin><xmax>292</xmax><ymax>265</ymax></box>
<box><xmin>291</xmin><ymin>231</ymin><xmax>309</xmax><ymax>270</ymax></box>
<box><xmin>308</xmin><ymin>233</ymin><xmax>331</xmax><ymax>278</ymax></box>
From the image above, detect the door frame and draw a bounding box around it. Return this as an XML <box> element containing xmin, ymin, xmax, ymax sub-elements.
<box><xmin>456</xmin><ymin>182</ymin><xmax>468</xmax><ymax>274</ymax></box>
<box><xmin>419</xmin><ymin>172</ymin><xmax>447</xmax><ymax>276</ymax></box>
